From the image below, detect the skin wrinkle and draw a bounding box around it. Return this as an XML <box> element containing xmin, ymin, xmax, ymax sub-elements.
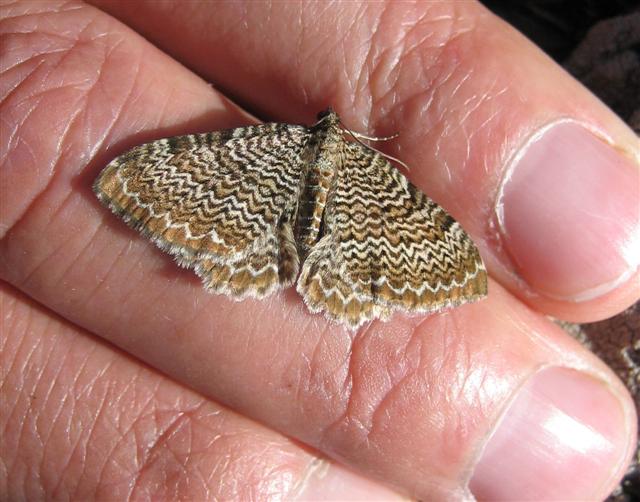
<box><xmin>370</xmin><ymin>16</ymin><xmax>470</xmax><ymax>163</ymax></box>
<box><xmin>297</xmin><ymin>336</ymin><xmax>331</xmax><ymax>414</ymax></box>
<box><xmin>371</xmin><ymin>63</ymin><xmax>403</xmax><ymax>119</ymax></box>
<box><xmin>84</xmin><ymin>390</ymin><xmax>137</xmax><ymax>487</ymax></box>
<box><xmin>58</xmin><ymin>15</ymin><xmax>103</xmax><ymax>92</ymax></box>
<box><xmin>306</xmin><ymin>332</ymin><xmax>332</xmax><ymax>406</ymax></box>
<box><xmin>84</xmin><ymin>37</ymin><xmax>132</xmax><ymax>155</ymax></box>
<box><xmin>176</xmin><ymin>297</ymin><xmax>223</xmax><ymax>356</ymax></box>
<box><xmin>329</xmin><ymin>334</ymin><xmax>355</xmax><ymax>404</ymax></box>
<box><xmin>106</xmin><ymin>385</ymin><xmax>196</xmax><ymax>499</ymax></box>
<box><xmin>88</xmin><ymin>242</ymin><xmax>140</xmax><ymax>331</ymax></box>
<box><xmin>471</xmin><ymin>105</ymin><xmax>502</xmax><ymax>148</ymax></box>
<box><xmin>319</xmin><ymin>322</ymin><xmax>396</xmax><ymax>457</ymax></box>
<box><xmin>214</xmin><ymin>456</ymin><xmax>233</xmax><ymax>497</ymax></box>
<box><xmin>427</xmin><ymin>326</ymin><xmax>467</xmax><ymax>460</ymax></box>
<box><xmin>37</xmin><ymin>23</ymin><xmax>97</xmax><ymax>96</ymax></box>
<box><xmin>312</xmin><ymin>0</ymin><xmax>335</xmax><ymax>23</ymax></box>
<box><xmin>341</xmin><ymin>48</ymin><xmax>355</xmax><ymax>106</ymax></box>
<box><xmin>0</xmin><ymin>59</ymin><xmax>47</xmax><ymax>127</ymax></box>
<box><xmin>1</xmin><ymin>15</ymin><xmax>79</xmax><ymax>60</ymax></box>
<box><xmin>38</xmin><ymin>31</ymin><xmax>131</xmax><ymax>187</ymax></box>
<box><xmin>425</xmin><ymin>20</ymin><xmax>481</xmax><ymax>126</ymax></box>
<box><xmin>109</xmin><ymin>364</ymin><xmax>145</xmax><ymax>415</ymax></box>
<box><xmin>110</xmin><ymin>47</ymin><xmax>147</xmax><ymax>133</ymax></box>
<box><xmin>112</xmin><ymin>256</ymin><xmax>176</xmax><ymax>327</ymax></box>
<box><xmin>14</xmin><ymin>355</ymin><xmax>49</xmax><ymax>502</ymax></box>
<box><xmin>129</xmin><ymin>410</ymin><xmax>190</xmax><ymax>499</ymax></box>
<box><xmin>420</xmin><ymin>326</ymin><xmax>452</xmax><ymax>423</ymax></box>
<box><xmin>366</xmin><ymin>7</ymin><xmax>403</xmax><ymax>118</ymax></box>
<box><xmin>450</xmin><ymin>369</ymin><xmax>480</xmax><ymax>453</ymax></box>
<box><xmin>53</xmin><ymin>213</ymin><xmax>103</xmax><ymax>299</ymax></box>
<box><xmin>55</xmin><ymin>396</ymin><xmax>92</xmax><ymax>500</ymax></box>
<box><xmin>2</xmin><ymin>285</ymin><xmax>331</xmax><ymax>501</ymax></box>
<box><xmin>429</xmin><ymin>68</ymin><xmax>460</xmax><ymax>128</ymax></box>
<box><xmin>449</xmin><ymin>314</ymin><xmax>478</xmax><ymax>415</ymax></box>
<box><xmin>4</xmin><ymin>309</ymin><xmax>41</xmax><ymax>491</ymax></box>
<box><xmin>371</xmin><ymin>50</ymin><xmax>402</xmax><ymax>117</ymax></box>
<box><xmin>416</xmin><ymin>16</ymin><xmax>459</xmax><ymax>92</ymax></box>
<box><xmin>79</xmin><ymin>232</ymin><xmax>133</xmax><ymax>318</ymax></box>
<box><xmin>328</xmin><ymin>334</ymin><xmax>356</xmax><ymax>397</ymax></box>
<box><xmin>194</xmin><ymin>446</ymin><xmax>215</xmax><ymax>501</ymax></box>
<box><xmin>382</xmin><ymin>15</ymin><xmax>451</xmax><ymax>110</ymax></box>
<box><xmin>14</xmin><ymin>73</ymin><xmax>86</xmax><ymax>105</ymax></box>
<box><xmin>0</xmin><ymin>22</ymin><xmax>114</xmax><ymax>240</ymax></box>
<box><xmin>294</xmin><ymin>11</ymin><xmax>326</xmax><ymax>93</ymax></box>
<box><xmin>2</xmin><ymin>89</ymin><xmax>50</xmax><ymax>208</ymax></box>
<box><xmin>317</xmin><ymin>339</ymin><xmax>357</xmax><ymax>452</ymax></box>
<box><xmin>2</xmin><ymin>303</ymin><xmax>34</xmax><ymax>396</ymax></box>
<box><xmin>74</xmin><ymin>379</ymin><xmax>113</xmax><ymax>499</ymax></box>
<box><xmin>6</xmin><ymin>298</ymin><xmax>190</xmax><ymax>498</ymax></box>
<box><xmin>12</xmin><ymin>344</ymin><xmax>42</xmax><ymax>466</ymax></box>
<box><xmin>13</xmin><ymin>203</ymin><xmax>74</xmax><ymax>289</ymax></box>
<box><xmin>287</xmin><ymin>340</ymin><xmax>311</xmax><ymax>418</ymax></box>
<box><xmin>68</xmin><ymin>344</ymin><xmax>104</xmax><ymax>411</ymax></box>
<box><xmin>224</xmin><ymin>427</ymin><xmax>297</xmax><ymax>499</ymax></box>
<box><xmin>37</xmin><ymin>339</ymin><xmax>74</xmax><ymax>448</ymax></box>
<box><xmin>351</xmin><ymin>7</ymin><xmax>378</xmax><ymax>110</ymax></box>
<box><xmin>39</xmin><ymin>349</ymin><xmax>83</xmax><ymax>498</ymax></box>
<box><xmin>187</xmin><ymin>462</ymin><xmax>210</xmax><ymax>502</ymax></box>
<box><xmin>153</xmin><ymin>77</ymin><xmax>179</xmax><ymax>130</ymax></box>
<box><xmin>10</xmin><ymin>0</ymin><xmax>84</xmax><ymax>19</ymax></box>
<box><xmin>452</xmin><ymin>72</ymin><xmax>475</xmax><ymax>109</ymax></box>
<box><xmin>368</xmin><ymin>351</ymin><xmax>420</xmax><ymax>444</ymax></box>
<box><xmin>132</xmin><ymin>400</ymin><xmax>176</xmax><ymax>478</ymax></box>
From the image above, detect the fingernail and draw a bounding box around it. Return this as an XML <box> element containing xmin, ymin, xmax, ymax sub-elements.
<box><xmin>469</xmin><ymin>367</ymin><xmax>632</xmax><ymax>501</ymax></box>
<box><xmin>496</xmin><ymin>122</ymin><xmax>640</xmax><ymax>301</ymax></box>
<box><xmin>293</xmin><ymin>460</ymin><xmax>409</xmax><ymax>501</ymax></box>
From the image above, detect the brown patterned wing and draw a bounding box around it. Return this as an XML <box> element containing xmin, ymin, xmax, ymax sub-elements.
<box><xmin>94</xmin><ymin>123</ymin><xmax>309</xmax><ymax>298</ymax></box>
<box><xmin>297</xmin><ymin>140</ymin><xmax>487</xmax><ymax>328</ymax></box>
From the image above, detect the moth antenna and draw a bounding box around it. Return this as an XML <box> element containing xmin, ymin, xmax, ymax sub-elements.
<box><xmin>341</xmin><ymin>124</ymin><xmax>410</xmax><ymax>172</ymax></box>
<box><xmin>351</xmin><ymin>131</ymin><xmax>400</xmax><ymax>142</ymax></box>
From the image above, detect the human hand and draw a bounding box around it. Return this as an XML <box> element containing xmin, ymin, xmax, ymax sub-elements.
<box><xmin>2</xmin><ymin>1</ymin><xmax>638</xmax><ymax>500</ymax></box>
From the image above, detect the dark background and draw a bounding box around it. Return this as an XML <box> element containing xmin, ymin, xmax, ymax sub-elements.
<box><xmin>484</xmin><ymin>1</ymin><xmax>638</xmax><ymax>61</ymax></box>
<box><xmin>484</xmin><ymin>0</ymin><xmax>640</xmax><ymax>128</ymax></box>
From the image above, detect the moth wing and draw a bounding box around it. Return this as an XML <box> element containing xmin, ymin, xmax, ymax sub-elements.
<box><xmin>297</xmin><ymin>141</ymin><xmax>487</xmax><ymax>327</ymax></box>
<box><xmin>95</xmin><ymin>123</ymin><xmax>309</xmax><ymax>297</ymax></box>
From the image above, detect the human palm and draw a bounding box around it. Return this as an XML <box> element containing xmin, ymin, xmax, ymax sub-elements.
<box><xmin>1</xmin><ymin>1</ymin><xmax>638</xmax><ymax>500</ymax></box>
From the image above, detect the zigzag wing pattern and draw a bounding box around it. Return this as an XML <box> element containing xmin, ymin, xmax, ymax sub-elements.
<box><xmin>94</xmin><ymin>123</ymin><xmax>309</xmax><ymax>298</ymax></box>
<box><xmin>297</xmin><ymin>140</ymin><xmax>487</xmax><ymax>327</ymax></box>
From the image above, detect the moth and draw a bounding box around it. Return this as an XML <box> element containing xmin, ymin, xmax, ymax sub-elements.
<box><xmin>94</xmin><ymin>109</ymin><xmax>487</xmax><ymax>328</ymax></box>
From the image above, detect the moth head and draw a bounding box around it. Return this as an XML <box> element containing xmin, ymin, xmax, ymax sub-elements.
<box><xmin>316</xmin><ymin>107</ymin><xmax>335</xmax><ymax>120</ymax></box>
<box><xmin>316</xmin><ymin>108</ymin><xmax>341</xmax><ymax>127</ymax></box>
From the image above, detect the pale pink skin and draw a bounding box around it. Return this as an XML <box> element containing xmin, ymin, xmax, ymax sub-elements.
<box><xmin>1</xmin><ymin>1</ymin><xmax>638</xmax><ymax>500</ymax></box>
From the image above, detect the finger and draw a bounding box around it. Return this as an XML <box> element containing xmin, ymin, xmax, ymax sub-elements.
<box><xmin>91</xmin><ymin>0</ymin><xmax>640</xmax><ymax>323</ymax></box>
<box><xmin>0</xmin><ymin>281</ymin><xmax>406</xmax><ymax>501</ymax></box>
<box><xmin>0</xmin><ymin>2</ymin><xmax>636</xmax><ymax>500</ymax></box>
